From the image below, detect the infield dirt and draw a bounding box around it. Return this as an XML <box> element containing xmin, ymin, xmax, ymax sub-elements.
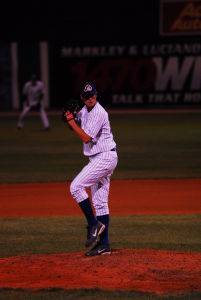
<box><xmin>0</xmin><ymin>179</ymin><xmax>201</xmax><ymax>217</ymax></box>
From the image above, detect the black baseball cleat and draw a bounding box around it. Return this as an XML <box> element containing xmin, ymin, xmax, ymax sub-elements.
<box><xmin>85</xmin><ymin>242</ymin><xmax>111</xmax><ymax>257</ymax></box>
<box><xmin>85</xmin><ymin>221</ymin><xmax>105</xmax><ymax>248</ymax></box>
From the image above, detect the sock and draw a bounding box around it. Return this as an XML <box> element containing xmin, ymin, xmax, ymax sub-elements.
<box><xmin>97</xmin><ymin>214</ymin><xmax>109</xmax><ymax>246</ymax></box>
<box><xmin>78</xmin><ymin>198</ymin><xmax>97</xmax><ymax>227</ymax></box>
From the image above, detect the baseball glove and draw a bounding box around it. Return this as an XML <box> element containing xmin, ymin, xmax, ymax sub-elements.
<box><xmin>62</xmin><ymin>99</ymin><xmax>81</xmax><ymax>123</ymax></box>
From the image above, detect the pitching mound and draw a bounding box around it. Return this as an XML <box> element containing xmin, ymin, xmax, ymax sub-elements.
<box><xmin>0</xmin><ymin>249</ymin><xmax>201</xmax><ymax>294</ymax></box>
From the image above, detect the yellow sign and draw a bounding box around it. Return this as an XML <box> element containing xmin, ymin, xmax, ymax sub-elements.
<box><xmin>160</xmin><ymin>0</ymin><xmax>201</xmax><ymax>35</ymax></box>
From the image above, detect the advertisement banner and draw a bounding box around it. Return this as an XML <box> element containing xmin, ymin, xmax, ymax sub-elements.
<box><xmin>160</xmin><ymin>0</ymin><xmax>201</xmax><ymax>36</ymax></box>
<box><xmin>49</xmin><ymin>42</ymin><xmax>201</xmax><ymax>108</ymax></box>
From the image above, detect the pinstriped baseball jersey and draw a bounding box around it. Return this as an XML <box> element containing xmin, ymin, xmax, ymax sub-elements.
<box><xmin>76</xmin><ymin>102</ymin><xmax>116</xmax><ymax>156</ymax></box>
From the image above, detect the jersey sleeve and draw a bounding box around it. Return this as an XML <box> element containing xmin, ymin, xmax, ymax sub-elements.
<box><xmin>84</xmin><ymin>110</ymin><xmax>106</xmax><ymax>140</ymax></box>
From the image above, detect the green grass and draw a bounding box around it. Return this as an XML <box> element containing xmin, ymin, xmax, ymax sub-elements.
<box><xmin>0</xmin><ymin>288</ymin><xmax>200</xmax><ymax>300</ymax></box>
<box><xmin>0</xmin><ymin>112</ymin><xmax>201</xmax><ymax>183</ymax></box>
<box><xmin>0</xmin><ymin>215</ymin><xmax>201</xmax><ymax>258</ymax></box>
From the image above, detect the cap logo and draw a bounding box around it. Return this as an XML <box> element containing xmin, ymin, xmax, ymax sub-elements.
<box><xmin>84</xmin><ymin>84</ymin><xmax>93</xmax><ymax>92</ymax></box>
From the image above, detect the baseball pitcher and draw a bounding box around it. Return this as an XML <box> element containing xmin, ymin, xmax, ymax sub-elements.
<box><xmin>62</xmin><ymin>82</ymin><xmax>118</xmax><ymax>256</ymax></box>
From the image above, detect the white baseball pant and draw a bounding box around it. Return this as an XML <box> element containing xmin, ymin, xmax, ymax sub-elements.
<box><xmin>17</xmin><ymin>103</ymin><xmax>49</xmax><ymax>129</ymax></box>
<box><xmin>70</xmin><ymin>150</ymin><xmax>118</xmax><ymax>216</ymax></box>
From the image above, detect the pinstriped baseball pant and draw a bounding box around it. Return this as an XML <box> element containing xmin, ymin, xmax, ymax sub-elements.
<box><xmin>70</xmin><ymin>151</ymin><xmax>118</xmax><ymax>216</ymax></box>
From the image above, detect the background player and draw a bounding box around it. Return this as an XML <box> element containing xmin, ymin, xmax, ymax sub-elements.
<box><xmin>63</xmin><ymin>82</ymin><xmax>118</xmax><ymax>256</ymax></box>
<box><xmin>17</xmin><ymin>74</ymin><xmax>50</xmax><ymax>130</ymax></box>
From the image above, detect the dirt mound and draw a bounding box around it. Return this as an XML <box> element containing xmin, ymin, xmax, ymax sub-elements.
<box><xmin>0</xmin><ymin>249</ymin><xmax>201</xmax><ymax>294</ymax></box>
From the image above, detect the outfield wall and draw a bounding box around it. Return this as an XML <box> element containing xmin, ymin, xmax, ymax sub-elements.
<box><xmin>1</xmin><ymin>1</ymin><xmax>201</xmax><ymax>110</ymax></box>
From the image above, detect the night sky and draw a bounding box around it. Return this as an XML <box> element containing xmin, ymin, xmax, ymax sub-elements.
<box><xmin>0</xmin><ymin>1</ymin><xmax>159</xmax><ymax>43</ymax></box>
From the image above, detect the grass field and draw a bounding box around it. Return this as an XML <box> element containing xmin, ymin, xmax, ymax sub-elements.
<box><xmin>1</xmin><ymin>288</ymin><xmax>201</xmax><ymax>300</ymax></box>
<box><xmin>0</xmin><ymin>215</ymin><xmax>201</xmax><ymax>258</ymax></box>
<box><xmin>0</xmin><ymin>111</ymin><xmax>201</xmax><ymax>299</ymax></box>
<box><xmin>0</xmin><ymin>112</ymin><xmax>201</xmax><ymax>183</ymax></box>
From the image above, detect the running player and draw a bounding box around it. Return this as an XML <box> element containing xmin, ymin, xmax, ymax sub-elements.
<box><xmin>17</xmin><ymin>74</ymin><xmax>50</xmax><ymax>130</ymax></box>
<box><xmin>64</xmin><ymin>81</ymin><xmax>118</xmax><ymax>256</ymax></box>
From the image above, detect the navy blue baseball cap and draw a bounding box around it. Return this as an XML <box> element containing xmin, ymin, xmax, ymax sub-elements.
<box><xmin>80</xmin><ymin>82</ymin><xmax>97</xmax><ymax>99</ymax></box>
